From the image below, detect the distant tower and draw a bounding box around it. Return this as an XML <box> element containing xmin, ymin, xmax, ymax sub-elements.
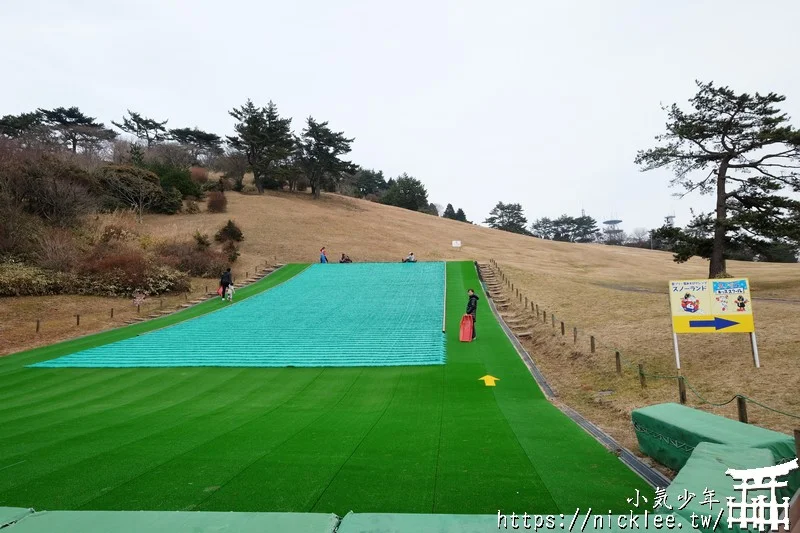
<box><xmin>665</xmin><ymin>214</ymin><xmax>676</xmax><ymax>227</ymax></box>
<box><xmin>602</xmin><ymin>218</ymin><xmax>624</xmax><ymax>244</ymax></box>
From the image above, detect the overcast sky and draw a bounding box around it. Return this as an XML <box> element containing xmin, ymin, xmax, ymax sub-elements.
<box><xmin>2</xmin><ymin>0</ymin><xmax>799</xmax><ymax>232</ymax></box>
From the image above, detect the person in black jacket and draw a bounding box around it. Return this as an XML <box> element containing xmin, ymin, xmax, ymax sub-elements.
<box><xmin>466</xmin><ymin>289</ymin><xmax>479</xmax><ymax>340</ymax></box>
<box><xmin>220</xmin><ymin>268</ymin><xmax>232</xmax><ymax>300</ymax></box>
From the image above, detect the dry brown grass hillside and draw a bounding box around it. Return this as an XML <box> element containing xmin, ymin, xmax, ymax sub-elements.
<box><xmin>3</xmin><ymin>190</ymin><xmax>798</xmax><ymax>455</ymax></box>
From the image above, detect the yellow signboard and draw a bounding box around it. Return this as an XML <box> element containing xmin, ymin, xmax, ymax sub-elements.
<box><xmin>669</xmin><ymin>278</ymin><xmax>754</xmax><ymax>334</ymax></box>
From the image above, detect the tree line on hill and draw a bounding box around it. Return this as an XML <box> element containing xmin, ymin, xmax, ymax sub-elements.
<box><xmin>482</xmin><ymin>200</ymin><xmax>798</xmax><ymax>263</ymax></box>
<box><xmin>0</xmin><ymin>101</ymin><xmax>472</xmax><ymax>221</ymax></box>
<box><xmin>0</xmin><ymin>99</ymin><xmax>475</xmax><ymax>297</ymax></box>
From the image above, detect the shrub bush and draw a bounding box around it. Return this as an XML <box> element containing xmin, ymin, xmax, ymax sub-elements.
<box><xmin>0</xmin><ymin>263</ymin><xmax>72</xmax><ymax>296</ymax></box>
<box><xmin>214</xmin><ymin>220</ymin><xmax>243</xmax><ymax>243</ymax></box>
<box><xmin>209</xmin><ymin>176</ymin><xmax>234</xmax><ymax>192</ymax></box>
<box><xmin>185</xmin><ymin>199</ymin><xmax>200</xmax><ymax>214</ymax></box>
<box><xmin>260</xmin><ymin>176</ymin><xmax>283</xmax><ymax>190</ymax></box>
<box><xmin>157</xmin><ymin>241</ymin><xmax>228</xmax><ymax>277</ymax></box>
<box><xmin>6</xmin><ymin>154</ymin><xmax>97</xmax><ymax>227</ymax></box>
<box><xmin>223</xmin><ymin>241</ymin><xmax>240</xmax><ymax>263</ymax></box>
<box><xmin>82</xmin><ymin>242</ymin><xmax>150</xmax><ymax>288</ymax></box>
<box><xmin>201</xmin><ymin>181</ymin><xmax>220</xmax><ymax>193</ymax></box>
<box><xmin>207</xmin><ymin>191</ymin><xmax>227</xmax><ymax>213</ymax></box>
<box><xmin>0</xmin><ymin>201</ymin><xmax>43</xmax><ymax>258</ymax></box>
<box><xmin>82</xmin><ymin>241</ymin><xmax>191</xmax><ymax>296</ymax></box>
<box><xmin>95</xmin><ymin>164</ymin><xmax>163</xmax><ymax>219</ymax></box>
<box><xmin>146</xmin><ymin>162</ymin><xmax>201</xmax><ymax>198</ymax></box>
<box><xmin>0</xmin><ymin>258</ymin><xmax>189</xmax><ymax>297</ymax></box>
<box><xmin>152</xmin><ymin>186</ymin><xmax>183</xmax><ymax>214</ymax></box>
<box><xmin>99</xmin><ymin>224</ymin><xmax>137</xmax><ymax>243</ymax></box>
<box><xmin>194</xmin><ymin>231</ymin><xmax>211</xmax><ymax>250</ymax></box>
<box><xmin>35</xmin><ymin>228</ymin><xmax>80</xmax><ymax>272</ymax></box>
<box><xmin>189</xmin><ymin>166</ymin><xmax>209</xmax><ymax>184</ymax></box>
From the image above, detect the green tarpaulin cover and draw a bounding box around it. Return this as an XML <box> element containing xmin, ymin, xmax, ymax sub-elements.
<box><xmin>632</xmin><ymin>403</ymin><xmax>796</xmax><ymax>487</ymax></box>
<box><xmin>336</xmin><ymin>512</ymin><xmax>692</xmax><ymax>532</ymax></box>
<box><xmin>4</xmin><ymin>511</ymin><xmax>338</xmax><ymax>533</ymax></box>
<box><xmin>0</xmin><ymin>507</ymin><xmax>33</xmax><ymax>527</ymax></box>
<box><xmin>666</xmin><ymin>442</ymin><xmax>776</xmax><ymax>533</ymax></box>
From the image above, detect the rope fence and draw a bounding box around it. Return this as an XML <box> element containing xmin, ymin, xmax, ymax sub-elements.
<box><xmin>485</xmin><ymin>259</ymin><xmax>800</xmax><ymax>424</ymax></box>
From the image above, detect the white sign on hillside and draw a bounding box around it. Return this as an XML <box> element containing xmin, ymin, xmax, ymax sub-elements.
<box><xmin>452</xmin><ymin>240</ymin><xmax>462</xmax><ymax>248</ymax></box>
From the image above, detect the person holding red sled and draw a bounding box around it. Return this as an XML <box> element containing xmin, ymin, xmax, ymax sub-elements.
<box><xmin>460</xmin><ymin>288</ymin><xmax>479</xmax><ymax>341</ymax></box>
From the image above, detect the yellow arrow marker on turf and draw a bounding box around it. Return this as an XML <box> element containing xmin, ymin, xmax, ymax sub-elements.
<box><xmin>479</xmin><ymin>375</ymin><xmax>499</xmax><ymax>387</ymax></box>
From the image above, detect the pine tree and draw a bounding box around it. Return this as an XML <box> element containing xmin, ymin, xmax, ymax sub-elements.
<box><xmin>380</xmin><ymin>174</ymin><xmax>429</xmax><ymax>211</ymax></box>
<box><xmin>227</xmin><ymin>100</ymin><xmax>295</xmax><ymax>193</ymax></box>
<box><xmin>484</xmin><ymin>202</ymin><xmax>529</xmax><ymax>235</ymax></box>
<box><xmin>353</xmin><ymin>168</ymin><xmax>388</xmax><ymax>198</ymax></box>
<box><xmin>296</xmin><ymin>117</ymin><xmax>355</xmax><ymax>198</ymax></box>
<box><xmin>443</xmin><ymin>203</ymin><xmax>457</xmax><ymax>219</ymax></box>
<box><xmin>170</xmin><ymin>127</ymin><xmax>223</xmax><ymax>162</ymax></box>
<box><xmin>112</xmin><ymin>110</ymin><xmax>170</xmax><ymax>147</ymax></box>
<box><xmin>38</xmin><ymin>107</ymin><xmax>117</xmax><ymax>153</ymax></box>
<box><xmin>636</xmin><ymin>81</ymin><xmax>800</xmax><ymax>276</ymax></box>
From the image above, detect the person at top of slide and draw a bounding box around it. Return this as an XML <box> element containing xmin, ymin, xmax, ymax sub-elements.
<box><xmin>402</xmin><ymin>252</ymin><xmax>416</xmax><ymax>263</ymax></box>
<box><xmin>320</xmin><ymin>247</ymin><xmax>328</xmax><ymax>263</ymax></box>
<box><xmin>340</xmin><ymin>253</ymin><xmax>352</xmax><ymax>263</ymax></box>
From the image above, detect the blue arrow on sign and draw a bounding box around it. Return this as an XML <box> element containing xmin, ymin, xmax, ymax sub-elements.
<box><xmin>689</xmin><ymin>317</ymin><xmax>740</xmax><ymax>330</ymax></box>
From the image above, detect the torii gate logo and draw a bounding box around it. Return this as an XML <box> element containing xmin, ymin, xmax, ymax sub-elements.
<box><xmin>726</xmin><ymin>458</ymin><xmax>798</xmax><ymax>532</ymax></box>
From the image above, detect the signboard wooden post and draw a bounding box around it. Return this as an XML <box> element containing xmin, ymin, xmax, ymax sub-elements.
<box><xmin>668</xmin><ymin>278</ymin><xmax>758</xmax><ymax>369</ymax></box>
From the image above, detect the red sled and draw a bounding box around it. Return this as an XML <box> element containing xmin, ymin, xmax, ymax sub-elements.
<box><xmin>217</xmin><ymin>286</ymin><xmax>224</xmax><ymax>296</ymax></box>
<box><xmin>459</xmin><ymin>314</ymin><xmax>474</xmax><ymax>342</ymax></box>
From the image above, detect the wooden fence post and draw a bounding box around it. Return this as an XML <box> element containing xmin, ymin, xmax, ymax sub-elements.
<box><xmin>678</xmin><ymin>377</ymin><xmax>687</xmax><ymax>404</ymax></box>
<box><xmin>535</xmin><ymin>304</ymin><xmax>539</xmax><ymax>316</ymax></box>
<box><xmin>530</xmin><ymin>302</ymin><xmax>535</xmax><ymax>313</ymax></box>
<box><xmin>590</xmin><ymin>336</ymin><xmax>595</xmax><ymax>353</ymax></box>
<box><xmin>638</xmin><ymin>364</ymin><xmax>646</xmax><ymax>388</ymax></box>
<box><xmin>551</xmin><ymin>315</ymin><xmax>555</xmax><ymax>328</ymax></box>
<box><xmin>110</xmin><ymin>308</ymin><xmax>114</xmax><ymax>318</ymax></box>
<box><xmin>36</xmin><ymin>319</ymin><xmax>40</xmax><ymax>333</ymax></box>
<box><xmin>542</xmin><ymin>311</ymin><xmax>546</xmax><ymax>323</ymax></box>
<box><xmin>737</xmin><ymin>396</ymin><xmax>748</xmax><ymax>423</ymax></box>
<box><xmin>76</xmin><ymin>314</ymin><xmax>80</xmax><ymax>326</ymax></box>
<box><xmin>525</xmin><ymin>296</ymin><xmax>528</xmax><ymax>308</ymax></box>
<box><xmin>573</xmin><ymin>327</ymin><xmax>578</xmax><ymax>344</ymax></box>
<box><xmin>560</xmin><ymin>321</ymin><xmax>565</xmax><ymax>335</ymax></box>
<box><xmin>615</xmin><ymin>351</ymin><xmax>621</xmax><ymax>374</ymax></box>
<box><xmin>137</xmin><ymin>304</ymin><xmax>141</xmax><ymax>314</ymax></box>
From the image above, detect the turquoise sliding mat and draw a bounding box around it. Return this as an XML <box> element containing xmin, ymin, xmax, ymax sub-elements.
<box><xmin>31</xmin><ymin>263</ymin><xmax>446</xmax><ymax>368</ymax></box>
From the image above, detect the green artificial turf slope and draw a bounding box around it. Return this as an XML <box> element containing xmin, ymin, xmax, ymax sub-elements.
<box><xmin>0</xmin><ymin>262</ymin><xmax>651</xmax><ymax>515</ymax></box>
